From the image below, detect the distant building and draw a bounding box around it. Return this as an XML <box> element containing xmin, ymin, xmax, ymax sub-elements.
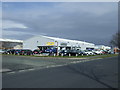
<box><xmin>95</xmin><ymin>45</ymin><xmax>111</xmax><ymax>50</ymax></box>
<box><xmin>0</xmin><ymin>38</ymin><xmax>23</xmax><ymax>49</ymax></box>
<box><xmin>113</xmin><ymin>47</ymin><xmax>120</xmax><ymax>54</ymax></box>
<box><xmin>23</xmin><ymin>35</ymin><xmax>95</xmax><ymax>51</ymax></box>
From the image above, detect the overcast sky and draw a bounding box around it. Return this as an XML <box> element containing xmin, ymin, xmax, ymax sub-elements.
<box><xmin>2</xmin><ymin>2</ymin><xmax>118</xmax><ymax>45</ymax></box>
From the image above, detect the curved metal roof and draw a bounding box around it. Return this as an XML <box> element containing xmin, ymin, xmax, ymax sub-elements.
<box><xmin>0</xmin><ymin>38</ymin><xmax>23</xmax><ymax>43</ymax></box>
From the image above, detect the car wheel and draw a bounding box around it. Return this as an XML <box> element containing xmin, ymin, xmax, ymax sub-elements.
<box><xmin>76</xmin><ymin>54</ymin><xmax>78</xmax><ymax>56</ymax></box>
<box><xmin>61</xmin><ymin>53</ymin><xmax>64</xmax><ymax>56</ymax></box>
<box><xmin>69</xmin><ymin>53</ymin><xmax>71</xmax><ymax>57</ymax></box>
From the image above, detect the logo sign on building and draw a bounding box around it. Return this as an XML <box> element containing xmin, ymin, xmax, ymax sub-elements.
<box><xmin>46</xmin><ymin>42</ymin><xmax>55</xmax><ymax>45</ymax></box>
<box><xmin>60</xmin><ymin>43</ymin><xmax>67</xmax><ymax>46</ymax></box>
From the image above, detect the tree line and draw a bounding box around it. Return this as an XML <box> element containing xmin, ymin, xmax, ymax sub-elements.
<box><xmin>110</xmin><ymin>32</ymin><xmax>120</xmax><ymax>48</ymax></box>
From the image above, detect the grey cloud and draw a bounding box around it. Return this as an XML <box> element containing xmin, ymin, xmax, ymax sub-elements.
<box><xmin>2</xmin><ymin>2</ymin><xmax>118</xmax><ymax>45</ymax></box>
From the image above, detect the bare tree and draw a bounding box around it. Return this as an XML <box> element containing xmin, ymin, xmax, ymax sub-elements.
<box><xmin>110</xmin><ymin>32</ymin><xmax>120</xmax><ymax>48</ymax></box>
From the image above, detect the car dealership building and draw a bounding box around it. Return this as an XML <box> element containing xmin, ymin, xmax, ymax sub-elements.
<box><xmin>0</xmin><ymin>38</ymin><xmax>23</xmax><ymax>49</ymax></box>
<box><xmin>23</xmin><ymin>35</ymin><xmax>95</xmax><ymax>51</ymax></box>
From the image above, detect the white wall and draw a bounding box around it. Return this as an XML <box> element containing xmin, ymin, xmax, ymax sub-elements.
<box><xmin>23</xmin><ymin>35</ymin><xmax>95</xmax><ymax>51</ymax></box>
<box><xmin>23</xmin><ymin>36</ymin><xmax>54</xmax><ymax>50</ymax></box>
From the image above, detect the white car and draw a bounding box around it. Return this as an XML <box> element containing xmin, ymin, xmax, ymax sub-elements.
<box><xmin>0</xmin><ymin>49</ymin><xmax>6</xmax><ymax>54</ymax></box>
<box><xmin>84</xmin><ymin>50</ymin><xmax>95</xmax><ymax>55</ymax></box>
<box><xmin>92</xmin><ymin>50</ymin><xmax>103</xmax><ymax>55</ymax></box>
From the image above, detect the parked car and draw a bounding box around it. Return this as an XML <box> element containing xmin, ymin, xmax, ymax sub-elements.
<box><xmin>33</xmin><ymin>49</ymin><xmax>42</xmax><ymax>54</ymax></box>
<box><xmin>92</xmin><ymin>50</ymin><xmax>103</xmax><ymax>55</ymax></box>
<box><xmin>106</xmin><ymin>50</ymin><xmax>112</xmax><ymax>54</ymax></box>
<box><xmin>70</xmin><ymin>50</ymin><xmax>79</xmax><ymax>56</ymax></box>
<box><xmin>101</xmin><ymin>50</ymin><xmax>110</xmax><ymax>54</ymax></box>
<box><xmin>84</xmin><ymin>50</ymin><xmax>95</xmax><ymax>55</ymax></box>
<box><xmin>59</xmin><ymin>50</ymin><xmax>87</xmax><ymax>56</ymax></box>
<box><xmin>14</xmin><ymin>49</ymin><xmax>22</xmax><ymax>55</ymax></box>
<box><xmin>44</xmin><ymin>47</ymin><xmax>57</xmax><ymax>53</ymax></box>
<box><xmin>5</xmin><ymin>49</ymin><xmax>16</xmax><ymax>54</ymax></box>
<box><xmin>68</xmin><ymin>50</ymin><xmax>87</xmax><ymax>56</ymax></box>
<box><xmin>79</xmin><ymin>50</ymin><xmax>87</xmax><ymax>56</ymax></box>
<box><xmin>59</xmin><ymin>50</ymin><xmax>71</xmax><ymax>56</ymax></box>
<box><xmin>0</xmin><ymin>49</ymin><xmax>7</xmax><ymax>54</ymax></box>
<box><xmin>19</xmin><ymin>49</ymin><xmax>33</xmax><ymax>55</ymax></box>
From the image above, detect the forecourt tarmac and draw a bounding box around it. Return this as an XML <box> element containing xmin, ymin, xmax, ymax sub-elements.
<box><xmin>2</xmin><ymin>55</ymin><xmax>118</xmax><ymax>88</ymax></box>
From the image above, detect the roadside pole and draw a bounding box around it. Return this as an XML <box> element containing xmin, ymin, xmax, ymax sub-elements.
<box><xmin>55</xmin><ymin>41</ymin><xmax>58</xmax><ymax>56</ymax></box>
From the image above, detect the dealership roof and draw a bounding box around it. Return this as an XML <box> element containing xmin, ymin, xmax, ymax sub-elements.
<box><xmin>0</xmin><ymin>38</ymin><xmax>23</xmax><ymax>43</ymax></box>
<box><xmin>42</xmin><ymin>35</ymin><xmax>95</xmax><ymax>45</ymax></box>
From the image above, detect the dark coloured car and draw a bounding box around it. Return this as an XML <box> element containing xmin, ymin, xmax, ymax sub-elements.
<box><xmin>69</xmin><ymin>50</ymin><xmax>79</xmax><ymax>56</ymax></box>
<box><xmin>59</xmin><ymin>50</ymin><xmax>71</xmax><ymax>56</ymax></box>
<box><xmin>33</xmin><ymin>49</ymin><xmax>42</xmax><ymax>54</ymax></box>
<box><xmin>5</xmin><ymin>49</ymin><xmax>16</xmax><ymax>54</ymax></box>
<box><xmin>43</xmin><ymin>48</ymin><xmax>57</xmax><ymax>56</ymax></box>
<box><xmin>44</xmin><ymin>48</ymin><xmax>57</xmax><ymax>53</ymax></box>
<box><xmin>59</xmin><ymin>50</ymin><xmax>87</xmax><ymax>56</ymax></box>
<box><xmin>19</xmin><ymin>49</ymin><xmax>33</xmax><ymax>55</ymax></box>
<box><xmin>14</xmin><ymin>49</ymin><xmax>22</xmax><ymax>55</ymax></box>
<box><xmin>78</xmin><ymin>50</ymin><xmax>87</xmax><ymax>56</ymax></box>
<box><xmin>69</xmin><ymin>50</ymin><xmax>87</xmax><ymax>56</ymax></box>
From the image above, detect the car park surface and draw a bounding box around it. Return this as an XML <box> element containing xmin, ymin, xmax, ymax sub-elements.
<box><xmin>2</xmin><ymin>55</ymin><xmax>87</xmax><ymax>72</ymax></box>
<box><xmin>2</xmin><ymin>55</ymin><xmax>118</xmax><ymax>88</ymax></box>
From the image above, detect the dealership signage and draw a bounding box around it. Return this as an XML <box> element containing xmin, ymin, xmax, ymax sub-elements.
<box><xmin>46</xmin><ymin>42</ymin><xmax>55</xmax><ymax>45</ymax></box>
<box><xmin>60</xmin><ymin>43</ymin><xmax>67</xmax><ymax>46</ymax></box>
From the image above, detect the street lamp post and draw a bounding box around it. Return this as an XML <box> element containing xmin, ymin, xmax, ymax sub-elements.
<box><xmin>55</xmin><ymin>41</ymin><xmax>58</xmax><ymax>56</ymax></box>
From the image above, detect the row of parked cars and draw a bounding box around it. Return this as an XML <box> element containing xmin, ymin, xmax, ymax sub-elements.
<box><xmin>58</xmin><ymin>49</ymin><xmax>112</xmax><ymax>56</ymax></box>
<box><xmin>2</xmin><ymin>48</ymin><xmax>56</xmax><ymax>55</ymax></box>
<box><xmin>3</xmin><ymin>49</ymin><xmax>33</xmax><ymax>55</ymax></box>
<box><xmin>1</xmin><ymin>48</ymin><xmax>112</xmax><ymax>56</ymax></box>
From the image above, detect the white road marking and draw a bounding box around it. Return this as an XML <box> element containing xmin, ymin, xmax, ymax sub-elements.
<box><xmin>46</xmin><ymin>66</ymin><xmax>50</xmax><ymax>68</ymax></box>
<box><xmin>7</xmin><ymin>72</ymin><xmax>15</xmax><ymax>74</ymax></box>
<box><xmin>28</xmin><ymin>69</ymin><xmax>35</xmax><ymax>71</ymax></box>
<box><xmin>49</xmin><ymin>65</ymin><xmax>57</xmax><ymax>67</ymax></box>
<box><xmin>0</xmin><ymin>69</ymin><xmax>11</xmax><ymax>73</ymax></box>
<box><xmin>55</xmin><ymin>65</ymin><xmax>64</xmax><ymax>67</ymax></box>
<box><xmin>18</xmin><ymin>70</ymin><xmax>26</xmax><ymax>72</ymax></box>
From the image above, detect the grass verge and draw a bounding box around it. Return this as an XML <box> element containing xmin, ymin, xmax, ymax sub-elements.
<box><xmin>1</xmin><ymin>53</ymin><xmax>118</xmax><ymax>59</ymax></box>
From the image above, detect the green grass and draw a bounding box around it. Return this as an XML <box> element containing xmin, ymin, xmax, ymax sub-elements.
<box><xmin>91</xmin><ymin>54</ymin><xmax>118</xmax><ymax>58</ymax></box>
<box><xmin>2</xmin><ymin>53</ymin><xmax>118</xmax><ymax>59</ymax></box>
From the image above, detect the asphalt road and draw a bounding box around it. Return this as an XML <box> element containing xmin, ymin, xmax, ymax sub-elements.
<box><xmin>2</xmin><ymin>55</ymin><xmax>87</xmax><ymax>72</ymax></box>
<box><xmin>2</xmin><ymin>56</ymin><xmax>118</xmax><ymax>88</ymax></box>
